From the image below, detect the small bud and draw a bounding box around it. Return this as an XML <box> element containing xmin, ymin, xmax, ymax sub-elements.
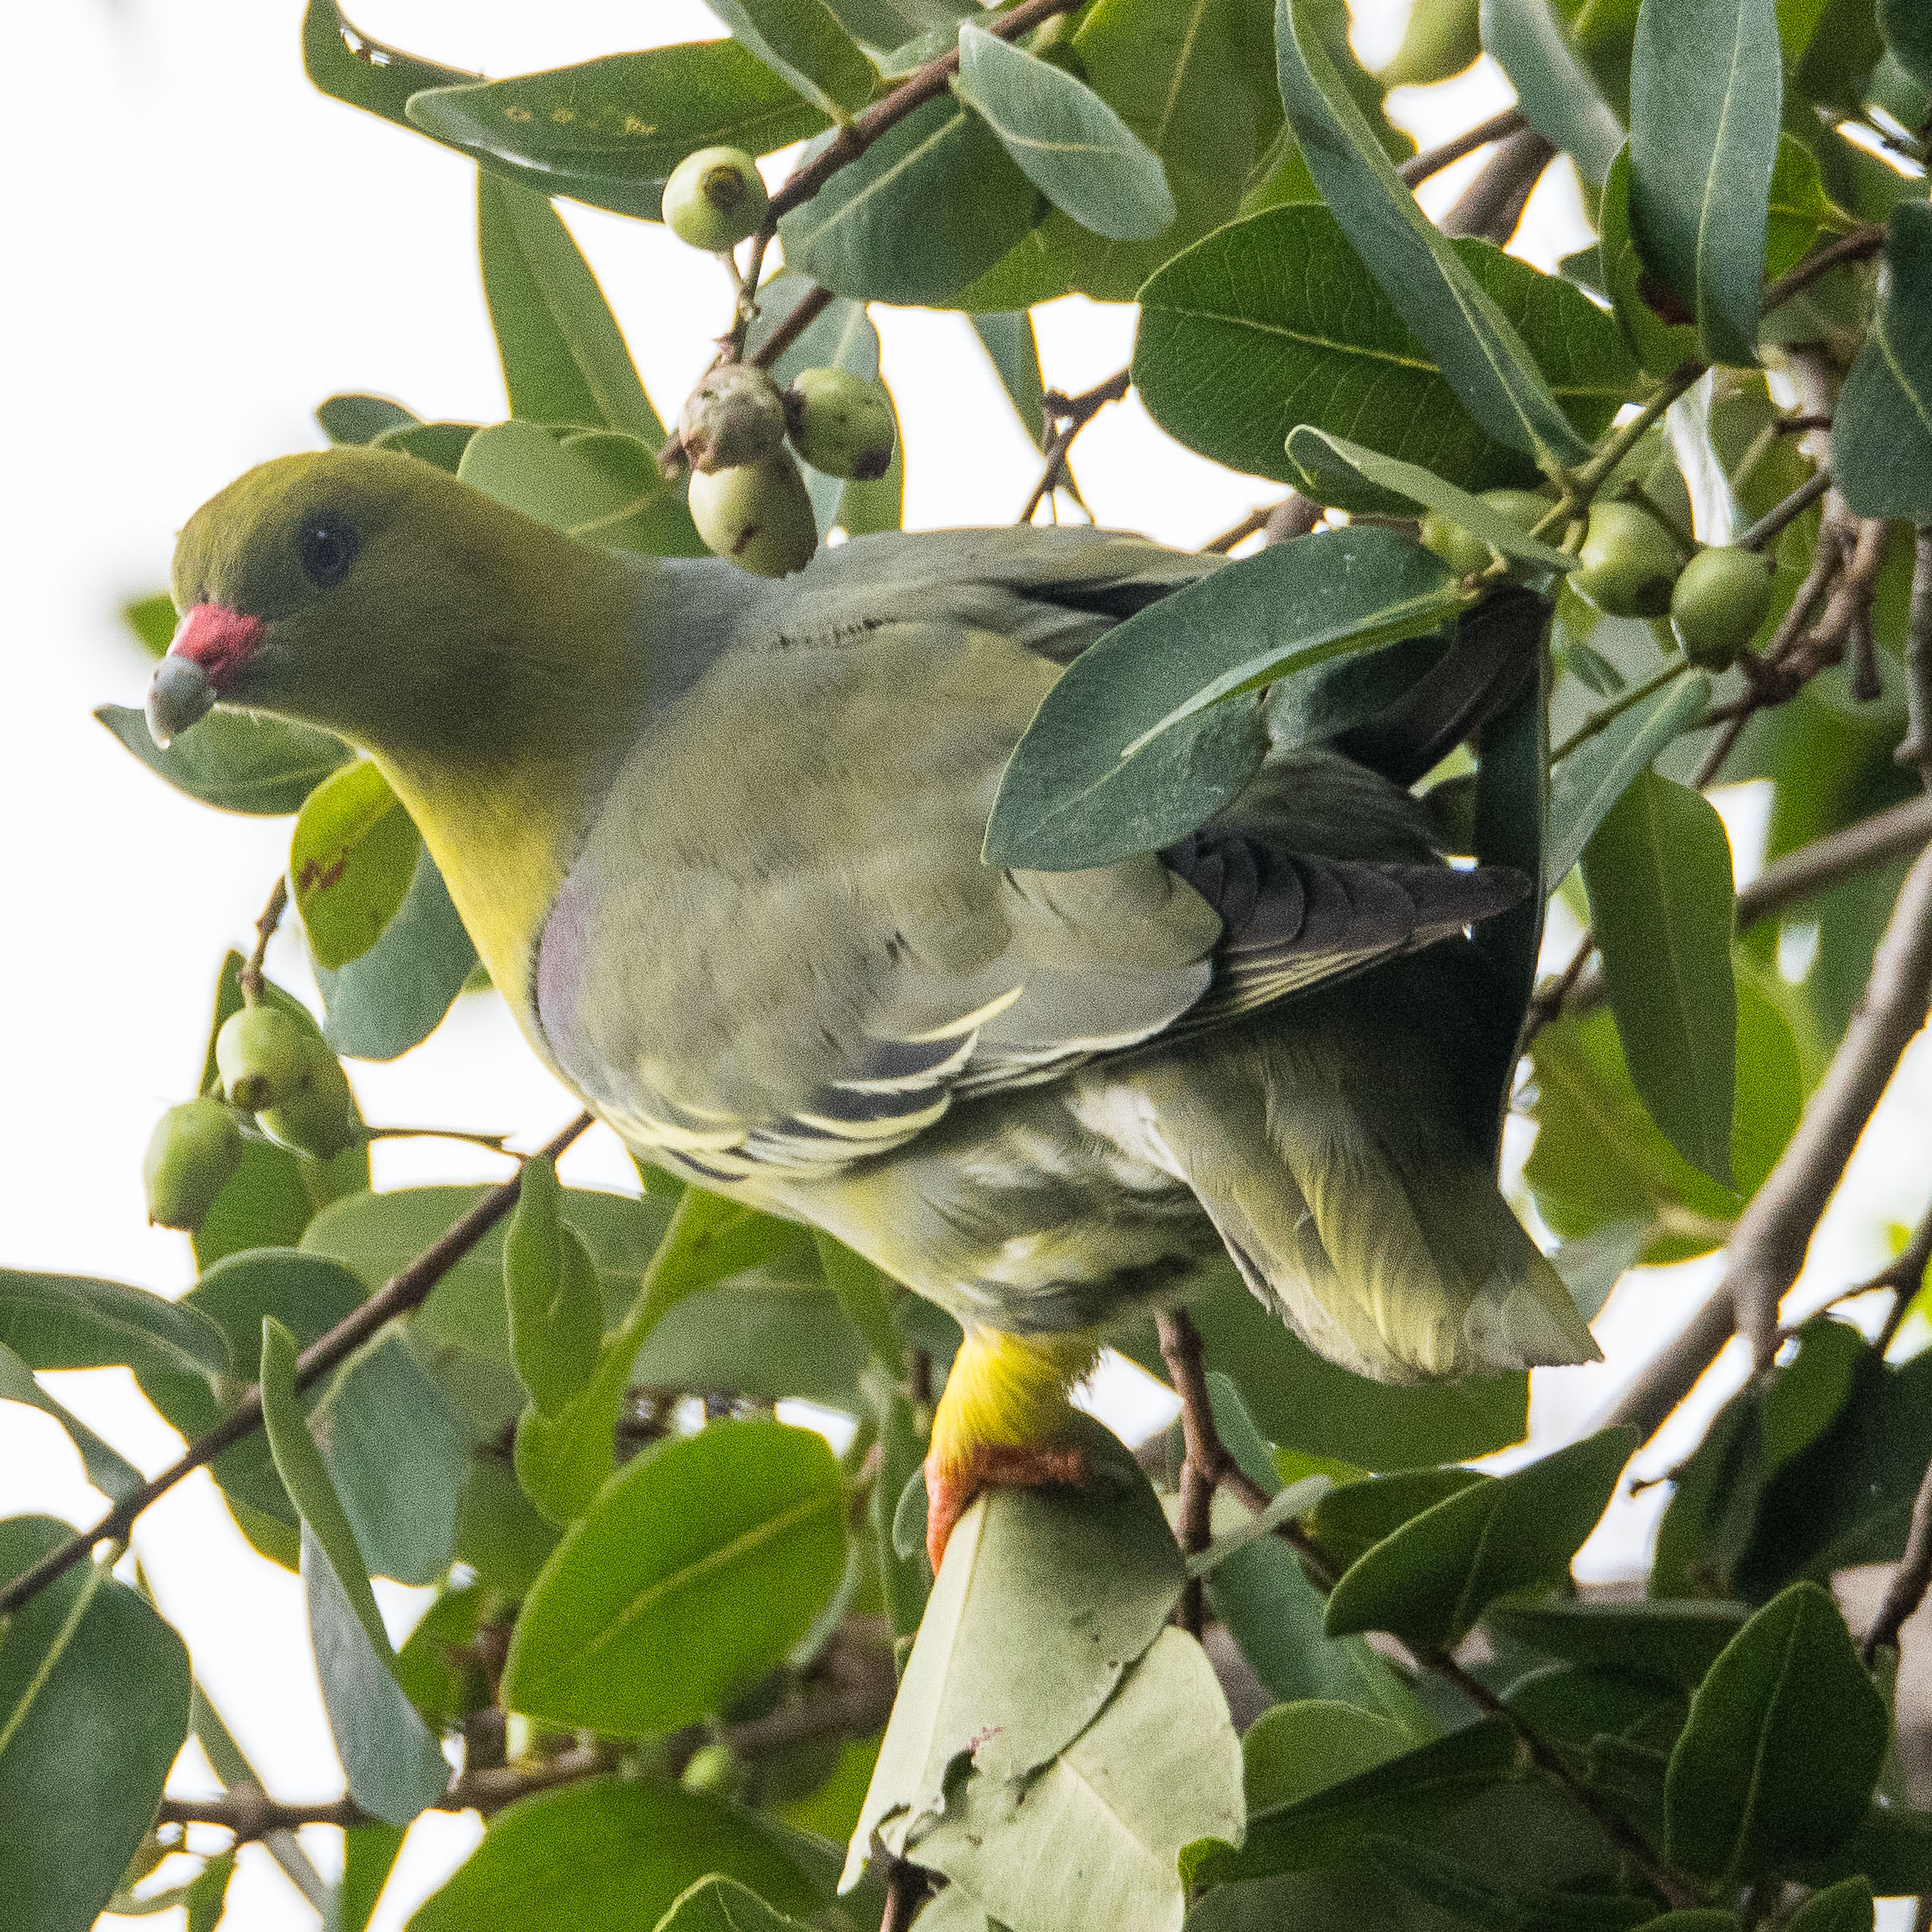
<box><xmin>216</xmin><ymin>1005</ymin><xmax>314</xmax><ymax>1112</ymax></box>
<box><xmin>143</xmin><ymin>1100</ymin><xmax>242</xmax><ymax>1230</ymax></box>
<box><xmin>688</xmin><ymin>450</ymin><xmax>819</xmax><ymax>578</ymax></box>
<box><xmin>679</xmin><ymin>364</ymin><xmax>788</xmax><ymax>475</ymax></box>
<box><xmin>257</xmin><ymin>1046</ymin><xmax>361</xmax><ymax>1161</ymax></box>
<box><xmin>1571</xmin><ymin>501</ymin><xmax>1683</xmax><ymax>618</ymax></box>
<box><xmin>1671</xmin><ymin>546</ymin><xmax>1774</xmax><ymax>668</ymax></box>
<box><xmin>663</xmin><ymin>146</ymin><xmax>769</xmax><ymax>253</ymax></box>
<box><xmin>1419</xmin><ymin>509</ymin><xmax>1493</xmax><ymax>579</ymax></box>
<box><xmin>680</xmin><ymin>1743</ymin><xmax>740</xmax><ymax>1796</ymax></box>
<box><xmin>784</xmin><ymin>367</ymin><xmax>896</xmax><ymax>482</ymax></box>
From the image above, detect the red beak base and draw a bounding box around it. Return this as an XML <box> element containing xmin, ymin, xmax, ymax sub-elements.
<box><xmin>169</xmin><ymin>604</ymin><xmax>266</xmax><ymax>683</ymax></box>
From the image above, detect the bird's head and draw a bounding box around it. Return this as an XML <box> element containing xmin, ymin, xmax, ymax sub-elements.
<box><xmin>148</xmin><ymin>446</ymin><xmax>620</xmax><ymax>758</ymax></box>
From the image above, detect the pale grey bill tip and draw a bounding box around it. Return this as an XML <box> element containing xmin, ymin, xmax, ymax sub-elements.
<box><xmin>146</xmin><ymin>656</ymin><xmax>216</xmax><ymax>748</ymax></box>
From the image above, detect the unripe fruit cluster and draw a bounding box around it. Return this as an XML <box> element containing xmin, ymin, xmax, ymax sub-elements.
<box><xmin>143</xmin><ymin>1003</ymin><xmax>360</xmax><ymax>1229</ymax></box>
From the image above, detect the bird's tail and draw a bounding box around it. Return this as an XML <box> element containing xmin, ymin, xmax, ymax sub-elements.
<box><xmin>1135</xmin><ymin>954</ymin><xmax>1597</xmax><ymax>1384</ymax></box>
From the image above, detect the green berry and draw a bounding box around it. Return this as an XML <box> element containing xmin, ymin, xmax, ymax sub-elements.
<box><xmin>216</xmin><ymin>1005</ymin><xmax>313</xmax><ymax>1112</ymax></box>
<box><xmin>688</xmin><ymin>450</ymin><xmax>819</xmax><ymax>578</ymax></box>
<box><xmin>257</xmin><ymin>1046</ymin><xmax>360</xmax><ymax>1161</ymax></box>
<box><xmin>678</xmin><ymin>364</ymin><xmax>787</xmax><ymax>475</ymax></box>
<box><xmin>680</xmin><ymin>1743</ymin><xmax>740</xmax><ymax>1796</ymax></box>
<box><xmin>662</xmin><ymin>147</ymin><xmax>768</xmax><ymax>252</ymax></box>
<box><xmin>1670</xmin><ymin>546</ymin><xmax>1774</xmax><ymax>668</ymax></box>
<box><xmin>785</xmin><ymin>368</ymin><xmax>896</xmax><ymax>482</ymax></box>
<box><xmin>1419</xmin><ymin>509</ymin><xmax>1493</xmax><ymax>578</ymax></box>
<box><xmin>1571</xmin><ymin>501</ymin><xmax>1682</xmax><ymax>617</ymax></box>
<box><xmin>143</xmin><ymin>1100</ymin><xmax>242</xmax><ymax>1230</ymax></box>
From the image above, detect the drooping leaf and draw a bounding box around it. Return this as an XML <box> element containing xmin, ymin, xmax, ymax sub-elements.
<box><xmin>504</xmin><ymin>1156</ymin><xmax>604</xmax><ymax>1417</ymax></box>
<box><xmin>709</xmin><ymin>0</ymin><xmax>878</xmax><ymax>119</ymax></box>
<box><xmin>1370</xmin><ymin>1841</ymin><xmax>1659</xmax><ymax>1932</ymax></box>
<box><xmin>315</xmin><ymin>844</ymin><xmax>478</xmax><ymax>1060</ymax></box>
<box><xmin>403</xmin><ymin>43</ymin><xmax>827</xmax><ymax>207</ymax></box>
<box><xmin>290</xmin><ymin>758</ymin><xmax>423</xmax><ymax>972</ymax></box>
<box><xmin>1627</xmin><ymin>0</ymin><xmax>1783</xmax><ymax>366</ymax></box>
<box><xmin>1785</xmin><ymin>1877</ymin><xmax>1876</xmax><ymax>1932</ymax></box>
<box><xmin>0</xmin><ymin>1520</ymin><xmax>192</xmax><ymax>1932</ymax></box>
<box><xmin>503</xmin><ymin>1420</ymin><xmax>847</xmax><ymax>1734</ymax></box>
<box><xmin>96</xmin><ymin>704</ymin><xmax>351</xmax><ymax>816</ymax></box>
<box><xmin>1306</xmin><ymin>1468</ymin><xmax>1491</xmax><ymax>1576</ymax></box>
<box><xmin>1275</xmin><ymin>0</ymin><xmax>1591</xmax><ymax>470</ymax></box>
<box><xmin>1581</xmin><ymin>769</ymin><xmax>1739</xmax><ymax>1186</ymax></box>
<box><xmin>1481</xmin><ymin>0</ymin><xmax>1625</xmax><ymax>186</ymax></box>
<box><xmin>1835</xmin><ymin>200</ymin><xmax>1932</xmax><ymax>522</ymax></box>
<box><xmin>456</xmin><ymin>419</ymin><xmax>703</xmax><ymax>557</ymax></box>
<box><xmin>1324</xmin><ymin>1428</ymin><xmax>1636</xmax><ymax>1652</ymax></box>
<box><xmin>1545</xmin><ymin>672</ymin><xmax>1711</xmax><ymax>887</ymax></box>
<box><xmin>953</xmin><ymin>23</ymin><xmax>1174</xmax><ymax>242</ymax></box>
<box><xmin>969</xmin><ymin>310</ymin><xmax>1046</xmax><ymax>447</ymax></box>
<box><xmin>1663</xmin><ymin>1581</ymin><xmax>1887</xmax><ymax>1885</ymax></box>
<box><xmin>0</xmin><ymin>1267</ymin><xmax>230</xmax><ymax>1382</ymax></box>
<box><xmin>985</xmin><ymin>530</ymin><xmax>1464</xmax><ymax>872</ymax></box>
<box><xmin>0</xmin><ymin>1341</ymin><xmax>143</xmax><ymax>1500</ymax></box>
<box><xmin>1135</xmin><ymin>205</ymin><xmax>1631</xmax><ymax>503</ymax></box>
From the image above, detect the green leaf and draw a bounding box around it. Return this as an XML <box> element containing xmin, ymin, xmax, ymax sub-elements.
<box><xmin>1785</xmin><ymin>1879</ymin><xmax>1874</xmax><ymax>1932</ymax></box>
<box><xmin>315</xmin><ymin>844</ymin><xmax>478</xmax><ymax>1060</ymax></box>
<box><xmin>1244</xmin><ymin>1701</ymin><xmax>1411</xmax><ymax>1812</ymax></box>
<box><xmin>1627</xmin><ymin>0</ymin><xmax>1783</xmax><ymax>366</ymax></box>
<box><xmin>1275</xmin><ymin>0</ymin><xmax>1590</xmax><ymax>469</ymax></box>
<box><xmin>985</xmin><ymin>530</ymin><xmax>1462</xmax><ymax>871</ymax></box>
<box><xmin>1835</xmin><ymin>200</ymin><xmax>1932</xmax><ymax>521</ymax></box>
<box><xmin>476</xmin><ymin>173</ymin><xmax>667</xmax><ymax>442</ymax></box>
<box><xmin>1546</xmin><ymin>672</ymin><xmax>1711</xmax><ymax>888</ymax></box>
<box><xmin>122</xmin><ymin>590</ymin><xmax>179</xmax><ymax>656</ymax></box>
<box><xmin>96</xmin><ymin>703</ymin><xmax>351</xmax><ymax>816</ymax></box>
<box><xmin>403</xmin><ymin>44</ymin><xmax>827</xmax><ymax>209</ymax></box>
<box><xmin>1581</xmin><ymin>769</ymin><xmax>1739</xmax><ymax>1186</ymax></box>
<box><xmin>1481</xmin><ymin>0</ymin><xmax>1625</xmax><ymax>186</ymax></box>
<box><xmin>709</xmin><ymin>0</ymin><xmax>878</xmax><ymax>118</ymax></box>
<box><xmin>456</xmin><ymin>419</ymin><xmax>703</xmax><ymax>557</ymax></box>
<box><xmin>336</xmin><ymin>1823</ymin><xmax>407</xmax><ymax>1932</ymax></box>
<box><xmin>969</xmin><ymin>311</ymin><xmax>1046</xmax><ymax>447</ymax></box>
<box><xmin>777</xmin><ymin>96</ymin><xmax>1042</xmax><ymax>305</ymax></box>
<box><xmin>1664</xmin><ymin>1581</ymin><xmax>1887</xmax><ymax>1885</ymax></box>
<box><xmin>953</xmin><ymin>24</ymin><xmax>1174</xmax><ymax>242</ymax></box>
<box><xmin>1764</xmin><ymin>134</ymin><xmax>1835</xmax><ymax>281</ymax></box>
<box><xmin>844</xmin><ymin>1413</ymin><xmax>1182</xmax><ymax>1888</ymax></box>
<box><xmin>504</xmin><ymin>1156</ymin><xmax>604</xmax><ymax>1416</ymax></box>
<box><xmin>1879</xmin><ymin>0</ymin><xmax>1932</xmax><ymax>92</ymax></box>
<box><xmin>1307</xmin><ymin>1468</ymin><xmax>1491</xmax><ymax>1575</ymax></box>
<box><xmin>290</xmin><ymin>758</ymin><xmax>422</xmax><ymax>971</ymax></box>
<box><xmin>1265</xmin><ymin>632</ymin><xmax>1452</xmax><ymax>756</ymax></box>
<box><xmin>1486</xmin><ymin>1600</ymin><xmax>1751</xmax><ymax>1690</ymax></box>
<box><xmin>813</xmin><ymin>1233</ymin><xmax>901</xmax><ymax>1367</ymax></box>
<box><xmin>503</xmin><ymin>1419</ymin><xmax>845</xmax><ymax>1733</ymax></box>
<box><xmin>408</xmin><ymin>1778</ymin><xmax>834</xmax><ymax>1932</ymax></box>
<box><xmin>654</xmin><ymin>1876</ymin><xmax>811</xmax><ymax>1932</ymax></box>
<box><xmin>871</xmin><ymin>1389</ymin><xmax>930</xmax><ymax>1640</ymax></box>
<box><xmin>183</xmin><ymin>1851</ymin><xmax>236</xmax><ymax>1932</ymax></box>
<box><xmin>0</xmin><ymin>1341</ymin><xmax>143</xmax><ymax>1500</ymax></box>
<box><xmin>0</xmin><ymin>1519</ymin><xmax>191</xmax><ymax>1932</ymax></box>
<box><xmin>1135</xmin><ymin>205</ymin><xmax>1631</xmax><ymax>503</ymax></box>
<box><xmin>318</xmin><ymin>393</ymin><xmax>419</xmax><ymax>445</ymax></box>
<box><xmin>1285</xmin><ymin>430</ymin><xmax>1577</xmax><ymax>569</ymax></box>
<box><xmin>0</xmin><ymin>1266</ymin><xmax>230</xmax><ymax>1380</ymax></box>
<box><xmin>260</xmin><ymin>1319</ymin><xmax>450</xmax><ymax>1824</ymax></box>
<box><xmin>373</xmin><ymin>421</ymin><xmax>480</xmax><ymax>473</ymax></box>
<box><xmin>1324</xmin><ymin>1428</ymin><xmax>1636</xmax><ymax>1651</ymax></box>
<box><xmin>1369</xmin><ymin>1841</ymin><xmax>1659</xmax><ymax>1932</ymax></box>
<box><xmin>906</xmin><ymin>1627</ymin><xmax>1245</xmax><ymax>1932</ymax></box>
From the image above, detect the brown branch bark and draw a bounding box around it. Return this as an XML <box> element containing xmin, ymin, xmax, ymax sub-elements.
<box><xmin>1759</xmin><ymin>224</ymin><xmax>1886</xmax><ymax>317</ymax></box>
<box><xmin>236</xmin><ymin>877</ymin><xmax>288</xmax><ymax>1008</ymax></box>
<box><xmin>1898</xmin><ymin>529</ymin><xmax>1932</xmax><ymax>790</ymax></box>
<box><xmin>1398</xmin><ymin>107</ymin><xmax>1529</xmax><ymax>188</ymax></box>
<box><xmin>1020</xmin><ymin>367</ymin><xmax>1132</xmax><ymax>523</ymax></box>
<box><xmin>0</xmin><ymin>1111</ymin><xmax>597</xmax><ymax>1618</ymax></box>
<box><xmin>1865</xmin><ymin>1440</ymin><xmax>1932</xmax><ymax>1665</ymax></box>
<box><xmin>1437</xmin><ymin>128</ymin><xmax>1558</xmax><ymax>244</ymax></box>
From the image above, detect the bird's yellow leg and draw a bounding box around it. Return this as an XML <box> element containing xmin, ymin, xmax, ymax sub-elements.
<box><xmin>924</xmin><ymin>1327</ymin><xmax>1102</xmax><ymax>1568</ymax></box>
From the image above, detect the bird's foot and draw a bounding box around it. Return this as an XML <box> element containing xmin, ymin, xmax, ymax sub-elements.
<box><xmin>924</xmin><ymin>1441</ymin><xmax>1093</xmax><ymax>1572</ymax></box>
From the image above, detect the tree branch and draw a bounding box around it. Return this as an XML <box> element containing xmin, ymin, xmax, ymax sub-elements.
<box><xmin>1397</xmin><ymin>107</ymin><xmax>1529</xmax><ymax>189</ymax></box>
<box><xmin>1865</xmin><ymin>1439</ymin><xmax>1932</xmax><ymax>1664</ymax></box>
<box><xmin>236</xmin><ymin>877</ymin><xmax>288</xmax><ymax>1008</ymax></box>
<box><xmin>0</xmin><ymin>1110</ymin><xmax>597</xmax><ymax>1618</ymax></box>
<box><xmin>1437</xmin><ymin>128</ymin><xmax>1558</xmax><ymax>244</ymax></box>
<box><xmin>1759</xmin><ymin>224</ymin><xmax>1886</xmax><ymax>318</ymax></box>
<box><xmin>1898</xmin><ymin>529</ymin><xmax>1932</xmax><ymax>790</ymax></box>
<box><xmin>1020</xmin><ymin>367</ymin><xmax>1132</xmax><ymax>523</ymax></box>
<box><xmin>1737</xmin><ymin>793</ymin><xmax>1932</xmax><ymax>931</ymax></box>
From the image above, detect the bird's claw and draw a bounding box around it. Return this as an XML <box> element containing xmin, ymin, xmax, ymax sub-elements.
<box><xmin>923</xmin><ymin>1441</ymin><xmax>1093</xmax><ymax>1571</ymax></box>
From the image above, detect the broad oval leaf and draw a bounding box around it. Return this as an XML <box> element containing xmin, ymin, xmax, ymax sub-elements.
<box><xmin>0</xmin><ymin>1519</ymin><xmax>192</xmax><ymax>1932</ymax></box>
<box><xmin>96</xmin><ymin>703</ymin><xmax>351</xmax><ymax>816</ymax></box>
<box><xmin>1581</xmin><ymin>768</ymin><xmax>1739</xmax><ymax>1187</ymax></box>
<box><xmin>1835</xmin><ymin>200</ymin><xmax>1932</xmax><ymax>522</ymax></box>
<box><xmin>1628</xmin><ymin>0</ymin><xmax>1783</xmax><ymax>366</ymax></box>
<box><xmin>1486</xmin><ymin>1599</ymin><xmax>1751</xmax><ymax>1690</ymax></box>
<box><xmin>1480</xmin><ymin>0</ymin><xmax>1624</xmax><ymax>187</ymax></box>
<box><xmin>291</xmin><ymin>759</ymin><xmax>422</xmax><ymax>972</ymax></box>
<box><xmin>1323</xmin><ymin>1427</ymin><xmax>1636</xmax><ymax>1652</ymax></box>
<box><xmin>953</xmin><ymin>23</ymin><xmax>1174</xmax><ymax>242</ymax></box>
<box><xmin>708</xmin><ymin>0</ymin><xmax>878</xmax><ymax>119</ymax></box>
<box><xmin>1663</xmin><ymin>1581</ymin><xmax>1887</xmax><ymax>1886</ymax></box>
<box><xmin>504</xmin><ymin>1155</ymin><xmax>603</xmax><ymax>1416</ymax></box>
<box><xmin>777</xmin><ymin>96</ymin><xmax>1043</xmax><ymax>305</ymax></box>
<box><xmin>403</xmin><ymin>42</ymin><xmax>827</xmax><ymax>197</ymax></box>
<box><xmin>1242</xmin><ymin>1701</ymin><xmax>1412</xmax><ymax>1811</ymax></box>
<box><xmin>1599</xmin><ymin>143</ymin><xmax>1703</xmax><ymax>381</ymax></box>
<box><xmin>315</xmin><ymin>844</ymin><xmax>478</xmax><ymax>1061</ymax></box>
<box><xmin>655</xmin><ymin>1877</ymin><xmax>810</xmax><ymax>1932</ymax></box>
<box><xmin>0</xmin><ymin>1266</ymin><xmax>230</xmax><ymax>1380</ymax></box>
<box><xmin>408</xmin><ymin>1777</ymin><xmax>834</xmax><ymax>1932</ymax></box>
<box><xmin>503</xmin><ymin>1418</ymin><xmax>846</xmax><ymax>1733</ymax></box>
<box><xmin>1275</xmin><ymin>0</ymin><xmax>1590</xmax><ymax>470</ymax></box>
<box><xmin>318</xmin><ymin>392</ymin><xmax>419</xmax><ymax>445</ymax></box>
<box><xmin>457</xmin><ymin>420</ymin><xmax>702</xmax><ymax>557</ymax></box>
<box><xmin>1135</xmin><ymin>204</ymin><xmax>1632</xmax><ymax>504</ymax></box>
<box><xmin>1786</xmin><ymin>1878</ymin><xmax>1876</xmax><ymax>1932</ymax></box>
<box><xmin>986</xmin><ymin>530</ymin><xmax>1463</xmax><ymax>872</ymax></box>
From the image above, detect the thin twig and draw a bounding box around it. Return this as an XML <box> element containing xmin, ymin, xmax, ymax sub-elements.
<box><xmin>1020</xmin><ymin>368</ymin><xmax>1132</xmax><ymax>523</ymax></box>
<box><xmin>879</xmin><ymin>1859</ymin><xmax>928</xmax><ymax>1932</ymax></box>
<box><xmin>1519</xmin><ymin>930</ymin><xmax>1598</xmax><ymax>1055</ymax></box>
<box><xmin>1397</xmin><ymin>106</ymin><xmax>1529</xmax><ymax>188</ymax></box>
<box><xmin>1438</xmin><ymin>128</ymin><xmax>1558</xmax><ymax>244</ymax></box>
<box><xmin>1570</xmin><ymin>361</ymin><xmax>1707</xmax><ymax>501</ymax></box>
<box><xmin>1734</xmin><ymin>793</ymin><xmax>1932</xmax><ymax>932</ymax></box>
<box><xmin>236</xmin><ymin>878</ymin><xmax>288</xmax><ymax>1007</ymax></box>
<box><xmin>1759</xmin><ymin>224</ymin><xmax>1886</xmax><ymax>317</ymax></box>
<box><xmin>1549</xmin><ymin>662</ymin><xmax>1690</xmax><ymax>766</ymax></box>
<box><xmin>1898</xmin><ymin>530</ymin><xmax>1932</xmax><ymax>789</ymax></box>
<box><xmin>1737</xmin><ymin>467</ymin><xmax>1834</xmax><ymax>553</ymax></box>
<box><xmin>1871</xmin><ymin>1202</ymin><xmax>1932</xmax><ymax>1356</ymax></box>
<box><xmin>1203</xmin><ymin>496</ymin><xmax>1319</xmax><ymax>555</ymax></box>
<box><xmin>1865</xmin><ymin>1451</ymin><xmax>1932</xmax><ymax>1664</ymax></box>
<box><xmin>748</xmin><ymin>283</ymin><xmax>835</xmax><ymax>372</ymax></box>
<box><xmin>0</xmin><ymin>1111</ymin><xmax>597</xmax><ymax>1617</ymax></box>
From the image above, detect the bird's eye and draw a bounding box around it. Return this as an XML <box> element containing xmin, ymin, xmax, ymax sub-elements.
<box><xmin>299</xmin><ymin>518</ymin><xmax>359</xmax><ymax>588</ymax></box>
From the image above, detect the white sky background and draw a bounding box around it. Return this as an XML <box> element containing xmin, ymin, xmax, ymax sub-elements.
<box><xmin>3</xmin><ymin>2</ymin><xmax>1930</xmax><ymax>1925</ymax></box>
